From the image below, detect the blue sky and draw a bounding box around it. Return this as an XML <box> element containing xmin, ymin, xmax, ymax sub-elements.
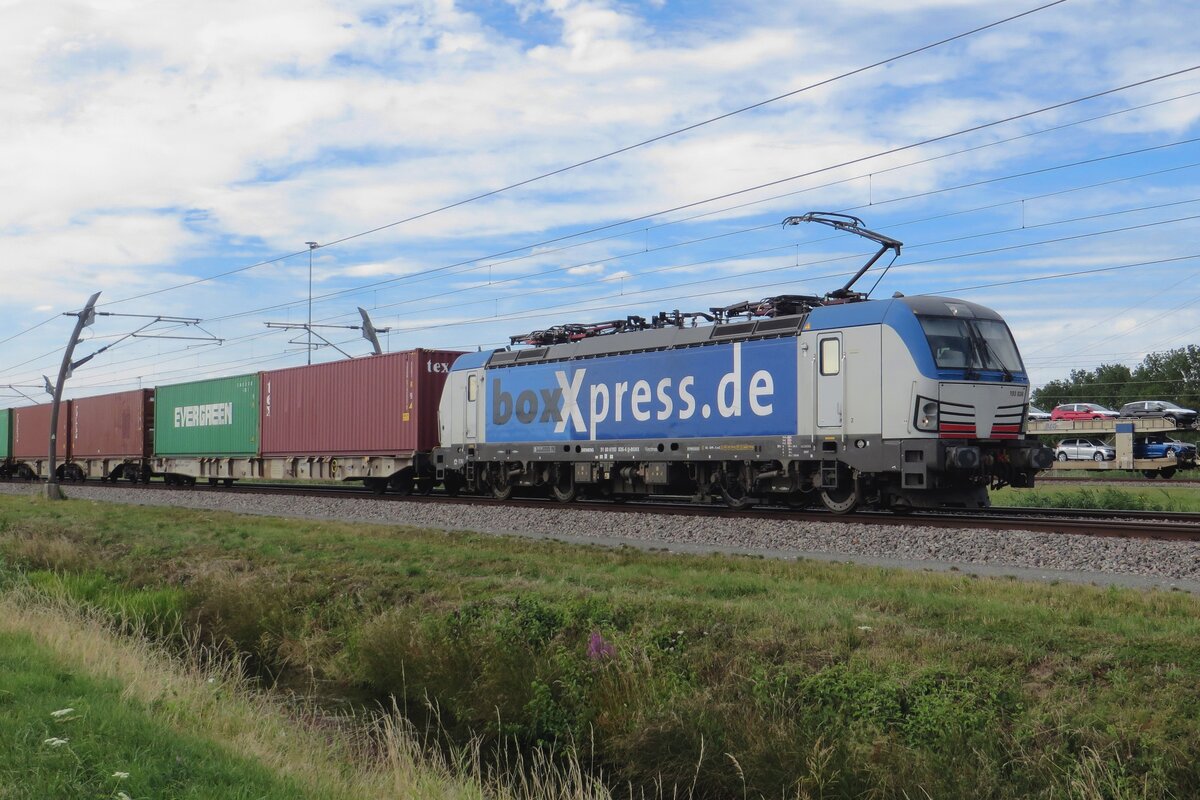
<box><xmin>1</xmin><ymin>0</ymin><xmax>1198</xmax><ymax>404</ymax></box>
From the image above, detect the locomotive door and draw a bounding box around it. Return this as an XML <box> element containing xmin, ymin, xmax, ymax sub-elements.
<box><xmin>464</xmin><ymin>372</ymin><xmax>479</xmax><ymax>440</ymax></box>
<box><xmin>815</xmin><ymin>333</ymin><xmax>843</xmax><ymax>428</ymax></box>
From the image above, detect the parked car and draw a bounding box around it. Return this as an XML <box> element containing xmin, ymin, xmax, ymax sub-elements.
<box><xmin>1118</xmin><ymin>400</ymin><xmax>1198</xmax><ymax>428</ymax></box>
<box><xmin>1054</xmin><ymin>438</ymin><xmax>1116</xmax><ymax>462</ymax></box>
<box><xmin>1027</xmin><ymin>405</ymin><xmax>1052</xmax><ymax>421</ymax></box>
<box><xmin>1050</xmin><ymin>403</ymin><xmax>1121</xmax><ymax>421</ymax></box>
<box><xmin>1132</xmin><ymin>435</ymin><xmax>1198</xmax><ymax>461</ymax></box>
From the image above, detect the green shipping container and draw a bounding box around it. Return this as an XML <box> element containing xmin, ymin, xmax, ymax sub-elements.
<box><xmin>154</xmin><ymin>374</ymin><xmax>260</xmax><ymax>457</ymax></box>
<box><xmin>0</xmin><ymin>409</ymin><xmax>10</xmax><ymax>459</ymax></box>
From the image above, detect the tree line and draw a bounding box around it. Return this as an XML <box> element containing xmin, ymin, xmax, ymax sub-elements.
<box><xmin>1031</xmin><ymin>344</ymin><xmax>1200</xmax><ymax>411</ymax></box>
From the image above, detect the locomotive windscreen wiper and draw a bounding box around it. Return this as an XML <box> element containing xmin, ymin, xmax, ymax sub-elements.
<box><xmin>782</xmin><ymin>212</ymin><xmax>902</xmax><ymax>300</ymax></box>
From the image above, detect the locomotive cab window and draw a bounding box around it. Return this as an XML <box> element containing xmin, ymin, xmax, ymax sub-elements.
<box><xmin>819</xmin><ymin>338</ymin><xmax>841</xmax><ymax>376</ymax></box>
<box><xmin>467</xmin><ymin>374</ymin><xmax>478</xmax><ymax>401</ymax></box>
<box><xmin>917</xmin><ymin>315</ymin><xmax>1024</xmax><ymax>373</ymax></box>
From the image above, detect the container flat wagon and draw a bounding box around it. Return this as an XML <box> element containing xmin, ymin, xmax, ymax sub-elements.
<box><xmin>152</xmin><ymin>373</ymin><xmax>262</xmax><ymax>485</ymax></box>
<box><xmin>152</xmin><ymin>350</ymin><xmax>462</xmax><ymax>488</ymax></box>
<box><xmin>259</xmin><ymin>349</ymin><xmax>461</xmax><ymax>491</ymax></box>
<box><xmin>70</xmin><ymin>389</ymin><xmax>155</xmax><ymax>481</ymax></box>
<box><xmin>9</xmin><ymin>401</ymin><xmax>71</xmax><ymax>479</ymax></box>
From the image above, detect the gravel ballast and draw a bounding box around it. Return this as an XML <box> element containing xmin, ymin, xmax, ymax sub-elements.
<box><xmin>5</xmin><ymin>483</ymin><xmax>1200</xmax><ymax>593</ymax></box>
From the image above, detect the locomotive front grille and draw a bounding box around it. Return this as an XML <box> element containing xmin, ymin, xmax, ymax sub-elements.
<box><xmin>937</xmin><ymin>382</ymin><xmax>1028</xmax><ymax>439</ymax></box>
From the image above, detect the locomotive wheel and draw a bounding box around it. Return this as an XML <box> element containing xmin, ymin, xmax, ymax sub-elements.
<box><xmin>551</xmin><ymin>465</ymin><xmax>577</xmax><ymax>503</ymax></box>
<box><xmin>820</xmin><ymin>483</ymin><xmax>860</xmax><ymax>514</ymax></box>
<box><xmin>718</xmin><ymin>481</ymin><xmax>755</xmax><ymax>510</ymax></box>
<box><xmin>488</xmin><ymin>465</ymin><xmax>515</xmax><ymax>500</ymax></box>
<box><xmin>415</xmin><ymin>477</ymin><xmax>435</xmax><ymax>496</ymax></box>
<box><xmin>442</xmin><ymin>473</ymin><xmax>462</xmax><ymax>497</ymax></box>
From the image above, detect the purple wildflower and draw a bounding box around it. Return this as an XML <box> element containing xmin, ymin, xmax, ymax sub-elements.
<box><xmin>587</xmin><ymin>630</ymin><xmax>616</xmax><ymax>661</ymax></box>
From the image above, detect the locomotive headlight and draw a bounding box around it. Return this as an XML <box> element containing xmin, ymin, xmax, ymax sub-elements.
<box><xmin>914</xmin><ymin>396</ymin><xmax>939</xmax><ymax>431</ymax></box>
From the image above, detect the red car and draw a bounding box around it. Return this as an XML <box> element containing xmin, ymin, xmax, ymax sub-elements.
<box><xmin>1050</xmin><ymin>402</ymin><xmax>1120</xmax><ymax>421</ymax></box>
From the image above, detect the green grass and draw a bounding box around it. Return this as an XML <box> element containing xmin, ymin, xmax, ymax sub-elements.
<box><xmin>3</xmin><ymin>494</ymin><xmax>1200</xmax><ymax>797</ymax></box>
<box><xmin>993</xmin><ymin>483</ymin><xmax>1200</xmax><ymax>511</ymax></box>
<box><xmin>0</xmin><ymin>628</ymin><xmax>320</xmax><ymax>800</ymax></box>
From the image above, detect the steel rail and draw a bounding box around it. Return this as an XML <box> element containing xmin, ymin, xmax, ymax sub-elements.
<box><xmin>23</xmin><ymin>479</ymin><xmax>1200</xmax><ymax>542</ymax></box>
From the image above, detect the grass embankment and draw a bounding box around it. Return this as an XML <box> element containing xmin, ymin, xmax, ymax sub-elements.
<box><xmin>994</xmin><ymin>483</ymin><xmax>1200</xmax><ymax>511</ymax></box>
<box><xmin>0</xmin><ymin>605</ymin><xmax>324</xmax><ymax>799</ymax></box>
<box><xmin>0</xmin><ymin>591</ymin><xmax>604</xmax><ymax>800</ymax></box>
<box><xmin>3</xmin><ymin>495</ymin><xmax>1200</xmax><ymax>798</ymax></box>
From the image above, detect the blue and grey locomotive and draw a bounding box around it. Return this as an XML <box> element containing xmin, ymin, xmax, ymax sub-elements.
<box><xmin>433</xmin><ymin>214</ymin><xmax>1054</xmax><ymax>513</ymax></box>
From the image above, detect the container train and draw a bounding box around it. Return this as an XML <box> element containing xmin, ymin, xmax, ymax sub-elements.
<box><xmin>0</xmin><ymin>215</ymin><xmax>1055</xmax><ymax>513</ymax></box>
<box><xmin>0</xmin><ymin>293</ymin><xmax>1054</xmax><ymax>514</ymax></box>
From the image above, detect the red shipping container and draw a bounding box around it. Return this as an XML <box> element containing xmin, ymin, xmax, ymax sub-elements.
<box><xmin>12</xmin><ymin>401</ymin><xmax>71</xmax><ymax>460</ymax></box>
<box><xmin>260</xmin><ymin>349</ymin><xmax>463</xmax><ymax>457</ymax></box>
<box><xmin>72</xmin><ymin>389</ymin><xmax>154</xmax><ymax>459</ymax></box>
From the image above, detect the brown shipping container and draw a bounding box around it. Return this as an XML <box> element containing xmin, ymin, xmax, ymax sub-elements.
<box><xmin>260</xmin><ymin>349</ymin><xmax>463</xmax><ymax>457</ymax></box>
<box><xmin>12</xmin><ymin>401</ymin><xmax>71</xmax><ymax>460</ymax></box>
<box><xmin>72</xmin><ymin>389</ymin><xmax>154</xmax><ymax>459</ymax></box>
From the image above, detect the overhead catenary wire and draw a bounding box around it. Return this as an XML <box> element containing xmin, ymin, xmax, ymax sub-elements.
<box><xmin>90</xmin><ymin>0</ymin><xmax>1069</xmax><ymax>314</ymax></box>
<box><xmin>8</xmin><ymin>74</ymin><xmax>1200</xmax><ymax>389</ymax></box>
<box><xmin>20</xmin><ymin>69</ymin><xmax>1195</xmax><ymax>378</ymax></box>
<box><xmin>93</xmin><ymin>115</ymin><xmax>1200</xmax><ymax>347</ymax></box>
<box><xmin>6</xmin><ymin>161</ymin><xmax>1199</xmax><ymax>391</ymax></box>
<box><xmin>11</xmin><ymin>183</ymin><xmax>1198</xmax><ymax>390</ymax></box>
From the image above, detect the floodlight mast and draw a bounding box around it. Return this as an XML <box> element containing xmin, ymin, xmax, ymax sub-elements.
<box><xmin>783</xmin><ymin>212</ymin><xmax>902</xmax><ymax>300</ymax></box>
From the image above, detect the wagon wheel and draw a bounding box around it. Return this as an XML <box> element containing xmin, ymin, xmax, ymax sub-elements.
<box><xmin>364</xmin><ymin>478</ymin><xmax>389</xmax><ymax>495</ymax></box>
<box><xmin>389</xmin><ymin>470</ymin><xmax>414</xmax><ymax>496</ymax></box>
<box><xmin>1160</xmin><ymin>467</ymin><xmax>1177</xmax><ymax>480</ymax></box>
<box><xmin>550</xmin><ymin>463</ymin><xmax>577</xmax><ymax>503</ymax></box>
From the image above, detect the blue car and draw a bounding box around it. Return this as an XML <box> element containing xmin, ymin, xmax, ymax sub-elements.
<box><xmin>1133</xmin><ymin>436</ymin><xmax>1197</xmax><ymax>461</ymax></box>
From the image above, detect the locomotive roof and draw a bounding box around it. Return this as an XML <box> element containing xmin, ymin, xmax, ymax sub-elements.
<box><xmin>452</xmin><ymin>294</ymin><xmax>1003</xmax><ymax>371</ymax></box>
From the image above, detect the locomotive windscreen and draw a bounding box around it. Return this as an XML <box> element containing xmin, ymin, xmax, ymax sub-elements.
<box><xmin>916</xmin><ymin>315</ymin><xmax>1024</xmax><ymax>373</ymax></box>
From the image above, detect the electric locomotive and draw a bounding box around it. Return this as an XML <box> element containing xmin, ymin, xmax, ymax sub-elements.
<box><xmin>433</xmin><ymin>213</ymin><xmax>1054</xmax><ymax>513</ymax></box>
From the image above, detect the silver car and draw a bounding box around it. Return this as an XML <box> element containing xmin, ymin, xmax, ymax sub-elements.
<box><xmin>1027</xmin><ymin>405</ymin><xmax>1051</xmax><ymax>421</ymax></box>
<box><xmin>1054</xmin><ymin>437</ymin><xmax>1116</xmax><ymax>462</ymax></box>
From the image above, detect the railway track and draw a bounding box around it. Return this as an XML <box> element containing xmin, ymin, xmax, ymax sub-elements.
<box><xmin>25</xmin><ymin>478</ymin><xmax>1200</xmax><ymax>543</ymax></box>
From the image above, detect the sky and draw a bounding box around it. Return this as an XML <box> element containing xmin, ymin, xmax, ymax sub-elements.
<box><xmin>1</xmin><ymin>0</ymin><xmax>1199</xmax><ymax>406</ymax></box>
